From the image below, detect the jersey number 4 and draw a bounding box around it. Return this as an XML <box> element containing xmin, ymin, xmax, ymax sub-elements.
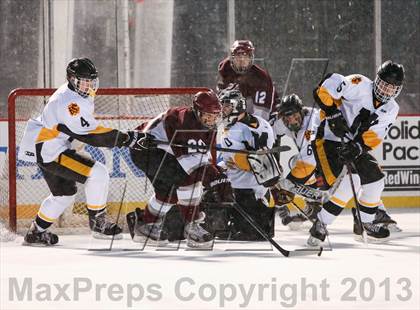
<box><xmin>80</xmin><ymin>117</ymin><xmax>90</xmax><ymax>127</ymax></box>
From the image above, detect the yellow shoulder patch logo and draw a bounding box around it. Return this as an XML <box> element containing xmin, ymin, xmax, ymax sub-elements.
<box><xmin>351</xmin><ymin>76</ymin><xmax>362</xmax><ymax>84</ymax></box>
<box><xmin>68</xmin><ymin>103</ymin><xmax>80</xmax><ymax>116</ymax></box>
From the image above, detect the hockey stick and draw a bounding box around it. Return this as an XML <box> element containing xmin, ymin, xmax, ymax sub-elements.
<box><xmin>231</xmin><ymin>203</ymin><xmax>323</xmax><ymax>257</ymax></box>
<box><xmin>152</xmin><ymin>139</ymin><xmax>291</xmax><ymax>155</ymax></box>
<box><xmin>340</xmin><ymin>138</ymin><xmax>367</xmax><ymax>243</ymax></box>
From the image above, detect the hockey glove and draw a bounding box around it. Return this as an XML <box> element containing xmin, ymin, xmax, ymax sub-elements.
<box><xmin>208</xmin><ymin>172</ymin><xmax>235</xmax><ymax>205</ymax></box>
<box><xmin>326</xmin><ymin>110</ymin><xmax>350</xmax><ymax>138</ymax></box>
<box><xmin>125</xmin><ymin>131</ymin><xmax>156</xmax><ymax>150</ymax></box>
<box><xmin>270</xmin><ymin>186</ymin><xmax>295</xmax><ymax>206</ymax></box>
<box><xmin>338</xmin><ymin>141</ymin><xmax>363</xmax><ymax>163</ymax></box>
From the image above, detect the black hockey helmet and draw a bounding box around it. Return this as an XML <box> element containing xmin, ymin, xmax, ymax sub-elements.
<box><xmin>276</xmin><ymin>94</ymin><xmax>304</xmax><ymax>132</ymax></box>
<box><xmin>276</xmin><ymin>94</ymin><xmax>303</xmax><ymax>116</ymax></box>
<box><xmin>218</xmin><ymin>84</ymin><xmax>247</xmax><ymax>127</ymax></box>
<box><xmin>373</xmin><ymin>60</ymin><xmax>404</xmax><ymax>103</ymax></box>
<box><xmin>66</xmin><ymin>57</ymin><xmax>99</xmax><ymax>98</ymax></box>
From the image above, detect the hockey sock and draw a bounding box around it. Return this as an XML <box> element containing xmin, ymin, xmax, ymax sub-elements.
<box><xmin>35</xmin><ymin>215</ymin><xmax>53</xmax><ymax>232</ymax></box>
<box><xmin>143</xmin><ymin>206</ymin><xmax>160</xmax><ymax>223</ymax></box>
<box><xmin>87</xmin><ymin>207</ymin><xmax>106</xmax><ymax>218</ymax></box>
<box><xmin>359</xmin><ymin>204</ymin><xmax>378</xmax><ymax>223</ymax></box>
<box><xmin>317</xmin><ymin>201</ymin><xmax>344</xmax><ymax>225</ymax></box>
<box><xmin>178</xmin><ymin>204</ymin><xmax>200</xmax><ymax>222</ymax></box>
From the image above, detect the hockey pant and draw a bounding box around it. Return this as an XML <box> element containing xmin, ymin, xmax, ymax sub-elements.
<box><xmin>35</xmin><ymin>148</ymin><xmax>109</xmax><ymax>228</ymax></box>
<box><xmin>312</xmin><ymin>139</ymin><xmax>385</xmax><ymax>224</ymax></box>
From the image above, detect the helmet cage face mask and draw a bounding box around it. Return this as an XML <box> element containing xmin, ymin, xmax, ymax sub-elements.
<box><xmin>70</xmin><ymin>76</ymin><xmax>99</xmax><ymax>98</ymax></box>
<box><xmin>192</xmin><ymin>90</ymin><xmax>222</xmax><ymax>129</ymax></box>
<box><xmin>373</xmin><ymin>75</ymin><xmax>403</xmax><ymax>103</ymax></box>
<box><xmin>220</xmin><ymin>94</ymin><xmax>247</xmax><ymax>127</ymax></box>
<box><xmin>231</xmin><ymin>52</ymin><xmax>254</xmax><ymax>74</ymax></box>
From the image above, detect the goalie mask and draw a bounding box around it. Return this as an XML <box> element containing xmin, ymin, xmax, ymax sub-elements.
<box><xmin>66</xmin><ymin>57</ymin><xmax>99</xmax><ymax>98</ymax></box>
<box><xmin>230</xmin><ymin>40</ymin><xmax>255</xmax><ymax>74</ymax></box>
<box><xmin>218</xmin><ymin>86</ymin><xmax>247</xmax><ymax>128</ymax></box>
<box><xmin>192</xmin><ymin>90</ymin><xmax>222</xmax><ymax>129</ymax></box>
<box><xmin>276</xmin><ymin>94</ymin><xmax>304</xmax><ymax>132</ymax></box>
<box><xmin>373</xmin><ymin>60</ymin><xmax>404</xmax><ymax>103</ymax></box>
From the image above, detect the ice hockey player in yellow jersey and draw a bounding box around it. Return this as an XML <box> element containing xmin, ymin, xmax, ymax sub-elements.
<box><xmin>19</xmin><ymin>58</ymin><xmax>143</xmax><ymax>245</ymax></box>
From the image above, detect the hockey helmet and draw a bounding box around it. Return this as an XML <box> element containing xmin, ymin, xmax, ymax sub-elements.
<box><xmin>66</xmin><ymin>57</ymin><xmax>99</xmax><ymax>98</ymax></box>
<box><xmin>193</xmin><ymin>90</ymin><xmax>222</xmax><ymax>129</ymax></box>
<box><xmin>230</xmin><ymin>40</ymin><xmax>255</xmax><ymax>74</ymax></box>
<box><xmin>276</xmin><ymin>94</ymin><xmax>304</xmax><ymax>132</ymax></box>
<box><xmin>373</xmin><ymin>60</ymin><xmax>404</xmax><ymax>103</ymax></box>
<box><xmin>218</xmin><ymin>84</ymin><xmax>247</xmax><ymax>127</ymax></box>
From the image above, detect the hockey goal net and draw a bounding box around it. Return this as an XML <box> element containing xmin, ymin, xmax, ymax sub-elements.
<box><xmin>1</xmin><ymin>87</ymin><xmax>209</xmax><ymax>235</ymax></box>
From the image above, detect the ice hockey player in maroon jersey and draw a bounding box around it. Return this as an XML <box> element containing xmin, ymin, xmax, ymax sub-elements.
<box><xmin>217</xmin><ymin>40</ymin><xmax>279</xmax><ymax>123</ymax></box>
<box><xmin>126</xmin><ymin>90</ymin><xmax>234</xmax><ymax>248</ymax></box>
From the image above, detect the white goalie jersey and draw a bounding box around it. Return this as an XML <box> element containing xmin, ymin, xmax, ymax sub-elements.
<box><xmin>220</xmin><ymin>114</ymin><xmax>275</xmax><ymax>198</ymax></box>
<box><xmin>317</xmin><ymin>73</ymin><xmax>399</xmax><ymax>149</ymax></box>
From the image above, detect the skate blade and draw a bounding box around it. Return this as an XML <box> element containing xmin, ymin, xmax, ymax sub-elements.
<box><xmin>386</xmin><ymin>224</ymin><xmax>402</xmax><ymax>233</ymax></box>
<box><xmin>92</xmin><ymin>232</ymin><xmax>123</xmax><ymax>240</ymax></box>
<box><xmin>307</xmin><ymin>236</ymin><xmax>324</xmax><ymax>247</ymax></box>
<box><xmin>132</xmin><ymin>235</ymin><xmax>169</xmax><ymax>246</ymax></box>
<box><xmin>288</xmin><ymin>221</ymin><xmax>312</xmax><ymax>231</ymax></box>
<box><xmin>186</xmin><ymin>239</ymin><xmax>214</xmax><ymax>249</ymax></box>
<box><xmin>354</xmin><ymin>234</ymin><xmax>390</xmax><ymax>243</ymax></box>
<box><xmin>22</xmin><ymin>241</ymin><xmax>57</xmax><ymax>247</ymax></box>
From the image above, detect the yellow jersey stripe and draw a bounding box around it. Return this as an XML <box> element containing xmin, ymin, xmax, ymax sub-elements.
<box><xmin>290</xmin><ymin>161</ymin><xmax>316</xmax><ymax>179</ymax></box>
<box><xmin>315</xmin><ymin>139</ymin><xmax>336</xmax><ymax>186</ymax></box>
<box><xmin>233</xmin><ymin>153</ymin><xmax>251</xmax><ymax>171</ymax></box>
<box><xmin>362</xmin><ymin>130</ymin><xmax>382</xmax><ymax>149</ymax></box>
<box><xmin>36</xmin><ymin>126</ymin><xmax>60</xmax><ymax>143</ymax></box>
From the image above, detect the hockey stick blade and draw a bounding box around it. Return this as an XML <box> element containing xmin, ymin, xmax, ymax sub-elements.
<box><xmin>153</xmin><ymin>139</ymin><xmax>291</xmax><ymax>155</ymax></box>
<box><xmin>287</xmin><ymin>247</ymin><xmax>323</xmax><ymax>257</ymax></box>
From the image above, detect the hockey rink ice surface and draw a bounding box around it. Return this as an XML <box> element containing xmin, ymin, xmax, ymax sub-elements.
<box><xmin>1</xmin><ymin>208</ymin><xmax>419</xmax><ymax>310</ymax></box>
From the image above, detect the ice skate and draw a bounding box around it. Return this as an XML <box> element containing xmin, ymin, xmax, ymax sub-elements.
<box><xmin>183</xmin><ymin>213</ymin><xmax>214</xmax><ymax>248</ymax></box>
<box><xmin>373</xmin><ymin>209</ymin><xmax>402</xmax><ymax>232</ymax></box>
<box><xmin>89</xmin><ymin>209</ymin><xmax>123</xmax><ymax>240</ymax></box>
<box><xmin>352</xmin><ymin>208</ymin><xmax>390</xmax><ymax>242</ymax></box>
<box><xmin>23</xmin><ymin>222</ymin><xmax>59</xmax><ymax>246</ymax></box>
<box><xmin>307</xmin><ymin>219</ymin><xmax>328</xmax><ymax>246</ymax></box>
<box><xmin>126</xmin><ymin>208</ymin><xmax>168</xmax><ymax>245</ymax></box>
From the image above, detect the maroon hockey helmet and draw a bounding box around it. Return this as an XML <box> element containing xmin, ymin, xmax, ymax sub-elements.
<box><xmin>230</xmin><ymin>40</ymin><xmax>255</xmax><ymax>74</ymax></box>
<box><xmin>193</xmin><ymin>90</ymin><xmax>222</xmax><ymax>129</ymax></box>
